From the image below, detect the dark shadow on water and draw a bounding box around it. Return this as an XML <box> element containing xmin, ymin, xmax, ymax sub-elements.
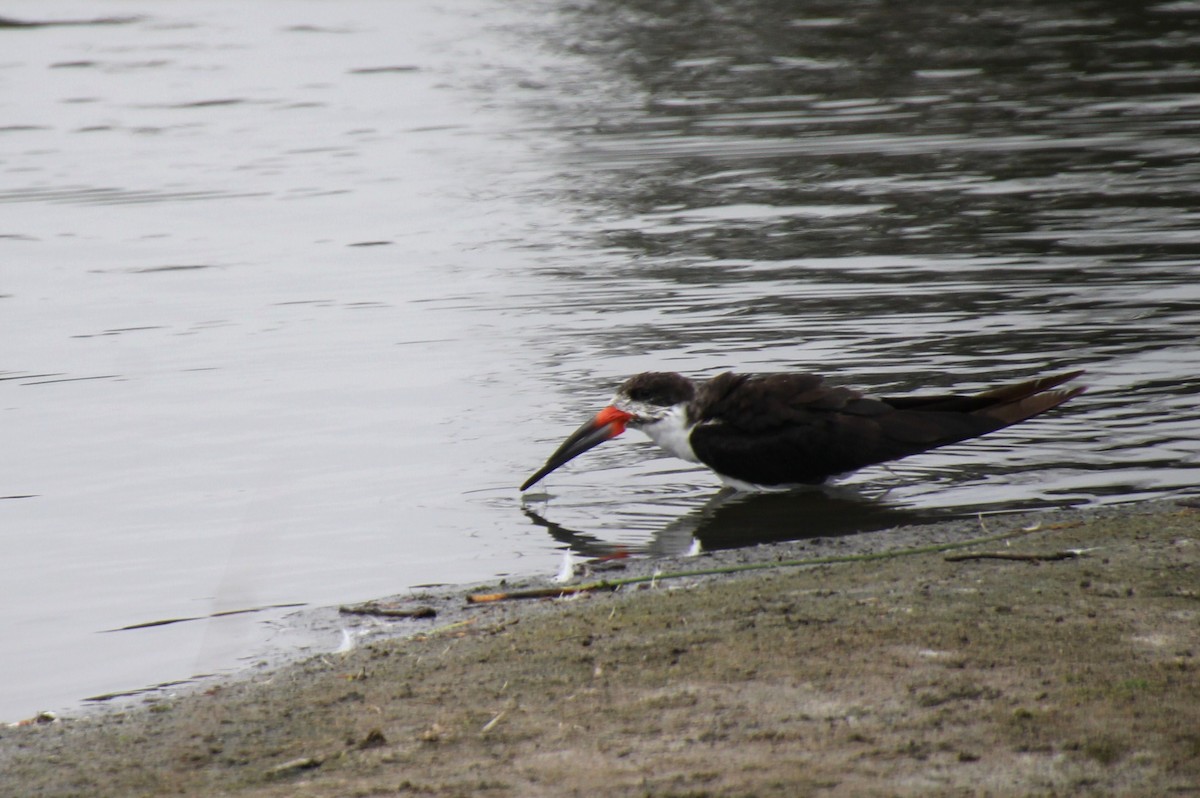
<box><xmin>0</xmin><ymin>14</ymin><xmax>141</xmax><ymax>29</ymax></box>
<box><xmin>524</xmin><ymin>487</ymin><xmax>949</xmax><ymax>559</ymax></box>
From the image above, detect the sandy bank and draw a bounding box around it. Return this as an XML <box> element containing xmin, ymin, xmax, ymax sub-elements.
<box><xmin>3</xmin><ymin>499</ymin><xmax>1198</xmax><ymax>797</ymax></box>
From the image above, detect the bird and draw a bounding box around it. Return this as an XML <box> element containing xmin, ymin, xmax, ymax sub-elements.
<box><xmin>519</xmin><ymin>369</ymin><xmax>1085</xmax><ymax>492</ymax></box>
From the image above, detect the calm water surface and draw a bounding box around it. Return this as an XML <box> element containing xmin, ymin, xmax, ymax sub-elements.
<box><xmin>2</xmin><ymin>0</ymin><xmax>1198</xmax><ymax>718</ymax></box>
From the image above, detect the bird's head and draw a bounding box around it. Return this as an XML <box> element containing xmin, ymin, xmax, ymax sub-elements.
<box><xmin>519</xmin><ymin>372</ymin><xmax>695</xmax><ymax>491</ymax></box>
<box><xmin>610</xmin><ymin>371</ymin><xmax>696</xmax><ymax>427</ymax></box>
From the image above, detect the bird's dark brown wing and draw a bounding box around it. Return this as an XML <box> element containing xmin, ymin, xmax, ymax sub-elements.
<box><xmin>688</xmin><ymin>370</ymin><xmax>1084</xmax><ymax>486</ymax></box>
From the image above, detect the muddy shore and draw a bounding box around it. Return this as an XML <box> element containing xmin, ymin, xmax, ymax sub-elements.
<box><xmin>3</xmin><ymin>498</ymin><xmax>1198</xmax><ymax>797</ymax></box>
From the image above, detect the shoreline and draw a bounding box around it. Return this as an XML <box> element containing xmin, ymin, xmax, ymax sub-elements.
<box><xmin>3</xmin><ymin>497</ymin><xmax>1198</xmax><ymax>796</ymax></box>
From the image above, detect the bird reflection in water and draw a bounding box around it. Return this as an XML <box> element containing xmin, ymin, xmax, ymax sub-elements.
<box><xmin>521</xmin><ymin>486</ymin><xmax>944</xmax><ymax>560</ymax></box>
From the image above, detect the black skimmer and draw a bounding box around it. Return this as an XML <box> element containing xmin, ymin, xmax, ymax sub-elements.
<box><xmin>520</xmin><ymin>369</ymin><xmax>1085</xmax><ymax>491</ymax></box>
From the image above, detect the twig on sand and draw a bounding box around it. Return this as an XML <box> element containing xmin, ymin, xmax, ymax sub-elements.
<box><xmin>338</xmin><ymin>602</ymin><xmax>437</xmax><ymax>619</ymax></box>
<box><xmin>413</xmin><ymin>617</ymin><xmax>478</xmax><ymax>639</ymax></box>
<box><xmin>481</xmin><ymin>710</ymin><xmax>506</xmax><ymax>734</ymax></box>
<box><xmin>944</xmin><ymin>550</ymin><xmax>1082</xmax><ymax>563</ymax></box>
<box><xmin>467</xmin><ymin>584</ymin><xmax>618</xmax><ymax>604</ymax></box>
<box><xmin>265</xmin><ymin>756</ymin><xmax>323</xmax><ymax>778</ymax></box>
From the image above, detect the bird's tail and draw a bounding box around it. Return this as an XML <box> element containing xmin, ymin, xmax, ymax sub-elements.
<box><xmin>971</xmin><ymin>370</ymin><xmax>1086</xmax><ymax>427</ymax></box>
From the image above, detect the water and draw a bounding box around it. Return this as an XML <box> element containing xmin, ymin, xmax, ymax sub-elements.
<box><xmin>1</xmin><ymin>0</ymin><xmax>1198</xmax><ymax>720</ymax></box>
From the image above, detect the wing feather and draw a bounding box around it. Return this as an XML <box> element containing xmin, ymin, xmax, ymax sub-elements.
<box><xmin>688</xmin><ymin>370</ymin><xmax>1084</xmax><ymax>486</ymax></box>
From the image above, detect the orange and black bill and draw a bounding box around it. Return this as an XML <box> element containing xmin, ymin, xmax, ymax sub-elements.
<box><xmin>519</xmin><ymin>406</ymin><xmax>633</xmax><ymax>491</ymax></box>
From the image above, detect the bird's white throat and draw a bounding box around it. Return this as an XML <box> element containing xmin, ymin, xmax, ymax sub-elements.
<box><xmin>636</xmin><ymin>404</ymin><xmax>699</xmax><ymax>463</ymax></box>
